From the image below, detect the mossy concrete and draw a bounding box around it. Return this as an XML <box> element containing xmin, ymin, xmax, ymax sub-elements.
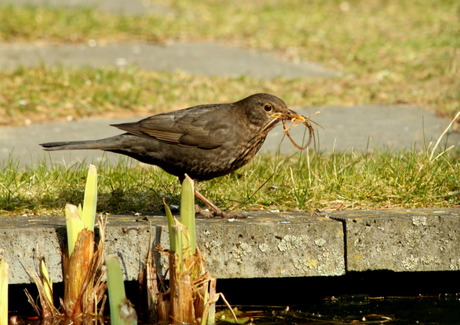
<box><xmin>1</xmin><ymin>208</ymin><xmax>459</xmax><ymax>285</ymax></box>
<box><xmin>1</xmin><ymin>211</ymin><xmax>345</xmax><ymax>284</ymax></box>
<box><xmin>329</xmin><ymin>208</ymin><xmax>460</xmax><ymax>272</ymax></box>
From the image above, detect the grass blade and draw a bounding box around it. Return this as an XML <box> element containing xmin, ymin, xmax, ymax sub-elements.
<box><xmin>180</xmin><ymin>174</ymin><xmax>196</xmax><ymax>256</ymax></box>
<box><xmin>65</xmin><ymin>203</ymin><xmax>84</xmax><ymax>257</ymax></box>
<box><xmin>81</xmin><ymin>164</ymin><xmax>97</xmax><ymax>231</ymax></box>
<box><xmin>106</xmin><ymin>254</ymin><xmax>137</xmax><ymax>325</ymax></box>
<box><xmin>0</xmin><ymin>259</ymin><xmax>7</xmax><ymax>325</ymax></box>
<box><xmin>163</xmin><ymin>198</ymin><xmax>176</xmax><ymax>253</ymax></box>
<box><xmin>39</xmin><ymin>258</ymin><xmax>53</xmax><ymax>307</ymax></box>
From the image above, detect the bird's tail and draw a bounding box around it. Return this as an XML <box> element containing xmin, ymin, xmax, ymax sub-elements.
<box><xmin>40</xmin><ymin>137</ymin><xmax>122</xmax><ymax>151</ymax></box>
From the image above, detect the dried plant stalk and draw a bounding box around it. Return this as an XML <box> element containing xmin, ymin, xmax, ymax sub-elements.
<box><xmin>145</xmin><ymin>174</ymin><xmax>236</xmax><ymax>325</ymax></box>
<box><xmin>61</xmin><ymin>215</ymin><xmax>107</xmax><ymax>321</ymax></box>
<box><xmin>63</xmin><ymin>229</ymin><xmax>94</xmax><ymax>317</ymax></box>
<box><xmin>272</xmin><ymin>111</ymin><xmax>322</xmax><ymax>150</ymax></box>
<box><xmin>169</xmin><ymin>253</ymin><xmax>195</xmax><ymax>325</ymax></box>
<box><xmin>24</xmin><ymin>258</ymin><xmax>60</xmax><ymax>320</ymax></box>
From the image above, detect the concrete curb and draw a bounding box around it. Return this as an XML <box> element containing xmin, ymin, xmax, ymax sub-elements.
<box><xmin>330</xmin><ymin>209</ymin><xmax>460</xmax><ymax>272</ymax></box>
<box><xmin>2</xmin><ymin>208</ymin><xmax>458</xmax><ymax>284</ymax></box>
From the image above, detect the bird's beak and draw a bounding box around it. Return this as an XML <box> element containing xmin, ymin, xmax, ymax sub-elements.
<box><xmin>271</xmin><ymin>109</ymin><xmax>306</xmax><ymax>122</ymax></box>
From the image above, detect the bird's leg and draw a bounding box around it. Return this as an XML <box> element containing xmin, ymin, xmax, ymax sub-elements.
<box><xmin>189</xmin><ymin>179</ymin><xmax>247</xmax><ymax>218</ymax></box>
<box><xmin>194</xmin><ymin>189</ymin><xmax>228</xmax><ymax>218</ymax></box>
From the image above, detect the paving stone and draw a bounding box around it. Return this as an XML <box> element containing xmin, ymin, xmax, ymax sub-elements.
<box><xmin>2</xmin><ymin>104</ymin><xmax>459</xmax><ymax>167</ymax></box>
<box><xmin>263</xmin><ymin>105</ymin><xmax>460</xmax><ymax>154</ymax></box>
<box><xmin>0</xmin><ymin>0</ymin><xmax>171</xmax><ymax>15</ymax></box>
<box><xmin>0</xmin><ymin>211</ymin><xmax>345</xmax><ymax>284</ymax></box>
<box><xmin>3</xmin><ymin>208</ymin><xmax>460</xmax><ymax>284</ymax></box>
<box><xmin>329</xmin><ymin>208</ymin><xmax>460</xmax><ymax>272</ymax></box>
<box><xmin>0</xmin><ymin>42</ymin><xmax>339</xmax><ymax>78</ymax></box>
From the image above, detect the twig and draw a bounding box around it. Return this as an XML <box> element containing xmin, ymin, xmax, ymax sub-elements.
<box><xmin>429</xmin><ymin>111</ymin><xmax>460</xmax><ymax>161</ymax></box>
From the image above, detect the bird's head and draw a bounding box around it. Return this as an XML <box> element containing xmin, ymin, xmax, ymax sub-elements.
<box><xmin>239</xmin><ymin>93</ymin><xmax>302</xmax><ymax>131</ymax></box>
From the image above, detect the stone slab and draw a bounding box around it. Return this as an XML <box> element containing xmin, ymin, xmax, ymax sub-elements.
<box><xmin>2</xmin><ymin>104</ymin><xmax>459</xmax><ymax>167</ymax></box>
<box><xmin>263</xmin><ymin>105</ymin><xmax>460</xmax><ymax>154</ymax></box>
<box><xmin>329</xmin><ymin>208</ymin><xmax>460</xmax><ymax>272</ymax></box>
<box><xmin>0</xmin><ymin>0</ymin><xmax>171</xmax><ymax>15</ymax></box>
<box><xmin>0</xmin><ymin>42</ymin><xmax>339</xmax><ymax>78</ymax></box>
<box><xmin>0</xmin><ymin>211</ymin><xmax>345</xmax><ymax>284</ymax></box>
<box><xmin>3</xmin><ymin>208</ymin><xmax>459</xmax><ymax>285</ymax></box>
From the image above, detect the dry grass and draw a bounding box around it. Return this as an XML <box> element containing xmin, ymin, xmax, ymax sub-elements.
<box><xmin>0</xmin><ymin>0</ymin><xmax>458</xmax><ymax>126</ymax></box>
<box><xmin>0</xmin><ymin>0</ymin><xmax>458</xmax><ymax>214</ymax></box>
<box><xmin>1</xmin><ymin>146</ymin><xmax>458</xmax><ymax>216</ymax></box>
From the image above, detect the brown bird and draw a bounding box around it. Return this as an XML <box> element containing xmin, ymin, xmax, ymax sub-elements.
<box><xmin>41</xmin><ymin>93</ymin><xmax>300</xmax><ymax>217</ymax></box>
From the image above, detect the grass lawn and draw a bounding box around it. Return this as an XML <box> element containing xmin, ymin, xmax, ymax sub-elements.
<box><xmin>1</xmin><ymin>145</ymin><xmax>459</xmax><ymax>216</ymax></box>
<box><xmin>0</xmin><ymin>0</ymin><xmax>459</xmax><ymax>215</ymax></box>
<box><xmin>1</xmin><ymin>0</ymin><xmax>459</xmax><ymax>126</ymax></box>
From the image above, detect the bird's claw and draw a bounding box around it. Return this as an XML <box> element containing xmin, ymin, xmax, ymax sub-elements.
<box><xmin>194</xmin><ymin>205</ymin><xmax>249</xmax><ymax>219</ymax></box>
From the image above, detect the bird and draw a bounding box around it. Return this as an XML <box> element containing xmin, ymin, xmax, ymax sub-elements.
<box><xmin>40</xmin><ymin>93</ymin><xmax>301</xmax><ymax>217</ymax></box>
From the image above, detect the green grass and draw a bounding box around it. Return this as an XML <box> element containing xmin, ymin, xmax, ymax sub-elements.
<box><xmin>0</xmin><ymin>0</ymin><xmax>459</xmax><ymax>214</ymax></box>
<box><xmin>0</xmin><ymin>0</ymin><xmax>459</xmax><ymax>126</ymax></box>
<box><xmin>1</xmin><ymin>65</ymin><xmax>387</xmax><ymax>126</ymax></box>
<box><xmin>1</xmin><ymin>146</ymin><xmax>459</xmax><ymax>216</ymax></box>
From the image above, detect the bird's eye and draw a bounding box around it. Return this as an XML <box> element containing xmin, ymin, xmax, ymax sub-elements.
<box><xmin>263</xmin><ymin>104</ymin><xmax>273</xmax><ymax>112</ymax></box>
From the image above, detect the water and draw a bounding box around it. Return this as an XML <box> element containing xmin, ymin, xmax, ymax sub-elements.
<box><xmin>8</xmin><ymin>272</ymin><xmax>460</xmax><ymax>324</ymax></box>
<box><xmin>218</xmin><ymin>295</ymin><xmax>460</xmax><ymax>324</ymax></box>
<box><xmin>8</xmin><ymin>296</ymin><xmax>460</xmax><ymax>324</ymax></box>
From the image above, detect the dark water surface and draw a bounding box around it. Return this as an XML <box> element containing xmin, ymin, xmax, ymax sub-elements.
<box><xmin>223</xmin><ymin>296</ymin><xmax>460</xmax><ymax>324</ymax></box>
<box><xmin>8</xmin><ymin>271</ymin><xmax>460</xmax><ymax>324</ymax></box>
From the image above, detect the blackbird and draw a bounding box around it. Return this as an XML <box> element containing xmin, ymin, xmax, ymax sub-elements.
<box><xmin>41</xmin><ymin>93</ymin><xmax>299</xmax><ymax>217</ymax></box>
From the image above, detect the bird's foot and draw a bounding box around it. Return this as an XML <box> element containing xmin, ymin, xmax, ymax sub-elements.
<box><xmin>194</xmin><ymin>205</ymin><xmax>227</xmax><ymax>218</ymax></box>
<box><xmin>194</xmin><ymin>205</ymin><xmax>249</xmax><ymax>219</ymax></box>
<box><xmin>225</xmin><ymin>211</ymin><xmax>251</xmax><ymax>219</ymax></box>
<box><xmin>194</xmin><ymin>188</ymin><xmax>250</xmax><ymax>218</ymax></box>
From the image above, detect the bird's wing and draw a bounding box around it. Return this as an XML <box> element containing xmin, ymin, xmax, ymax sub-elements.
<box><xmin>112</xmin><ymin>104</ymin><xmax>234</xmax><ymax>149</ymax></box>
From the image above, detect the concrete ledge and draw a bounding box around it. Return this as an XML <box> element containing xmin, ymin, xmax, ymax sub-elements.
<box><xmin>1</xmin><ymin>211</ymin><xmax>345</xmax><ymax>284</ymax></box>
<box><xmin>1</xmin><ymin>208</ymin><xmax>459</xmax><ymax>284</ymax></box>
<box><xmin>195</xmin><ymin>212</ymin><xmax>344</xmax><ymax>278</ymax></box>
<box><xmin>329</xmin><ymin>208</ymin><xmax>460</xmax><ymax>272</ymax></box>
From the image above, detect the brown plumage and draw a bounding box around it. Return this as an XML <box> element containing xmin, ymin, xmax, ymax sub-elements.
<box><xmin>41</xmin><ymin>93</ymin><xmax>298</xmax><ymax>216</ymax></box>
